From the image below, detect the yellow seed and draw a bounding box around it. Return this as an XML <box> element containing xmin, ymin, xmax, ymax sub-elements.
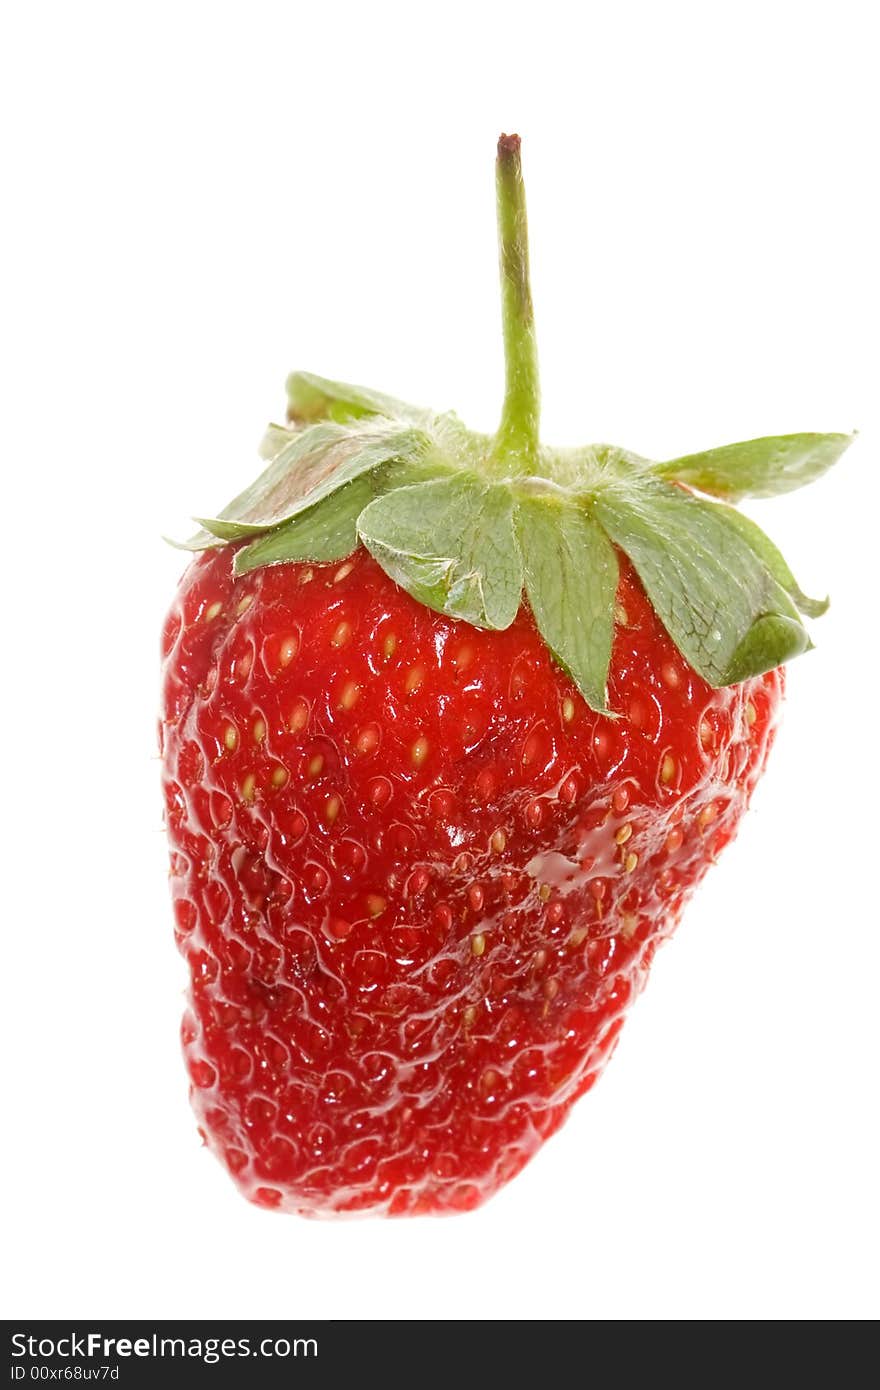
<box><xmin>289</xmin><ymin>703</ymin><xmax>308</xmax><ymax>733</ymax></box>
<box><xmin>698</xmin><ymin>803</ymin><xmax>718</xmax><ymax>831</ymax></box>
<box><xmin>236</xmin><ymin>594</ymin><xmax>253</xmax><ymax>616</ymax></box>
<box><xmin>366</xmin><ymin>894</ymin><xmax>387</xmax><ymax>918</ymax></box>
<box><xmin>279</xmin><ymin>635</ymin><xmax>298</xmax><ymax>666</ymax></box>
<box><xmin>299</xmin><ymin>568</ymin><xmax>313</xmax><ymax>585</ymax></box>
<box><xmin>490</xmin><ymin>829</ymin><xmax>507</xmax><ymax>854</ymax></box>
<box><xmin>746</xmin><ymin>702</ymin><xmax>757</xmax><ymax>727</ymax></box>
<box><xmin>204</xmin><ymin>601</ymin><xmax>222</xmax><ymax>623</ymax></box>
<box><xmin>252</xmin><ymin>718</ymin><xmax>266</xmax><ymax>743</ymax></box>
<box><xmin>405</xmin><ymin>666</ymin><xmax>425</xmax><ymax>695</ymax></box>
<box><xmin>331</xmin><ymin>621</ymin><xmax>352</xmax><ymax>648</ymax></box>
<box><xmin>661</xmin><ymin>662</ymin><xmax>680</xmax><ymax>689</ymax></box>
<box><xmin>355</xmin><ymin>725</ymin><xmax>379</xmax><ymax>755</ymax></box>
<box><xmin>543</xmin><ymin>978</ymin><xmax>559</xmax><ymax>1001</ymax></box>
<box><xmin>614</xmin><ymin>823</ymin><xmax>633</xmax><ymax>845</ymax></box>
<box><xmin>334</xmin><ymin>561</ymin><xmax>355</xmax><ymax>583</ymax></box>
<box><xmin>271</xmin><ymin>765</ymin><xmax>288</xmax><ymax>789</ymax></box>
<box><xmin>240</xmin><ymin>773</ymin><xmax>256</xmax><ymax>803</ymax></box>
<box><xmin>538</xmin><ymin>883</ymin><xmax>552</xmax><ymax>903</ymax></box>
<box><xmin>562</xmin><ymin>697</ymin><xmax>575</xmax><ymax>723</ymax></box>
<box><xmin>462</xmin><ymin>1005</ymin><xmax>477</xmax><ymax>1028</ymax></box>
<box><xmin>383</xmin><ymin>633</ymin><xmax>397</xmax><ymax>659</ymax></box>
<box><xmin>339</xmin><ymin>681</ymin><xmax>360</xmax><ymax>711</ymax></box>
<box><xmin>624</xmin><ymin>851</ymin><xmax>639</xmax><ymax>873</ymax></box>
<box><xmin>411</xmin><ymin>736</ymin><xmax>429</xmax><ymax>767</ymax></box>
<box><xmin>569</xmin><ymin>926</ymin><xmax>589</xmax><ymax>947</ymax></box>
<box><xmin>699</xmin><ymin>721</ymin><xmax>712</xmax><ymax>749</ymax></box>
<box><xmin>614</xmin><ymin>603</ymin><xmax>629</xmax><ymax>625</ymax></box>
<box><xmin>660</xmin><ymin>754</ymin><xmax>676</xmax><ymax>785</ymax></box>
<box><xmin>621</xmin><ymin>914</ymin><xmax>638</xmax><ymax>940</ymax></box>
<box><xmin>471</xmin><ymin>933</ymin><xmax>486</xmax><ymax>957</ymax></box>
<box><xmin>307</xmin><ymin>754</ymin><xmax>324</xmax><ymax>778</ymax></box>
<box><xmin>223</xmin><ymin>724</ymin><xmax>238</xmax><ymax>752</ymax></box>
<box><xmin>325</xmin><ymin>794</ymin><xmax>341</xmax><ymax>823</ymax></box>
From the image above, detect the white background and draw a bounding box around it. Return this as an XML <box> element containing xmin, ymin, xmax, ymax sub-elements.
<box><xmin>3</xmin><ymin>1</ymin><xmax>878</xmax><ymax>1321</ymax></box>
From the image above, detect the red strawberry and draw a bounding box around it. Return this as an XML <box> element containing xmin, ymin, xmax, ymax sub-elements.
<box><xmin>161</xmin><ymin>135</ymin><xmax>849</xmax><ymax>1215</ymax></box>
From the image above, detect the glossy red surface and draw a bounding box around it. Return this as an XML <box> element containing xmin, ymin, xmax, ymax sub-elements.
<box><xmin>161</xmin><ymin>546</ymin><xmax>781</xmax><ymax>1215</ymax></box>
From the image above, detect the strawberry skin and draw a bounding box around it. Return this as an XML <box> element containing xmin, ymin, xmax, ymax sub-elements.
<box><xmin>161</xmin><ymin>545</ymin><xmax>780</xmax><ymax>1215</ymax></box>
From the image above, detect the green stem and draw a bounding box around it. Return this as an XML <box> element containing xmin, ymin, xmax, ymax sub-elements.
<box><xmin>494</xmin><ymin>134</ymin><xmax>541</xmax><ymax>471</ymax></box>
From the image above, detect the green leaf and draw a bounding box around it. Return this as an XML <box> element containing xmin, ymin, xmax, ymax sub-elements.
<box><xmin>543</xmin><ymin>442</ymin><xmax>653</xmax><ymax>493</ymax></box>
<box><xmin>517</xmin><ymin>496</ymin><xmax>618</xmax><ymax>713</ymax></box>
<box><xmin>357</xmin><ymin>475</ymin><xmax>523</xmax><ymax>629</ymax></box>
<box><xmin>722</xmin><ymin>614</ymin><xmax>810</xmax><ymax>685</ymax></box>
<box><xmin>168</xmin><ymin>422</ymin><xmax>306</xmax><ymax>551</ymax></box>
<box><xmin>259</xmin><ymin>421</ymin><xmax>297</xmax><ymax>460</ymax></box>
<box><xmin>286</xmin><ymin>371</ymin><xmax>430</xmax><ymax>426</ymax></box>
<box><xmin>233</xmin><ymin>475</ymin><xmax>374</xmax><ymax>575</ymax></box>
<box><xmin>712</xmin><ymin>504</ymin><xmax>828</xmax><ymax>618</ymax></box>
<box><xmin>655</xmin><ymin>432</ymin><xmax>852</xmax><ymax>502</ymax></box>
<box><xmin>594</xmin><ymin>477</ymin><xmax>809</xmax><ymax>686</ymax></box>
<box><xmin>195</xmin><ymin>419</ymin><xmax>430</xmax><ymax>541</ymax></box>
<box><xmin>164</xmin><ymin>528</ymin><xmax>225</xmax><ymax>553</ymax></box>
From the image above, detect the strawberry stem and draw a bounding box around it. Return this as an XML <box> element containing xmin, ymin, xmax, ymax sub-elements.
<box><xmin>494</xmin><ymin>134</ymin><xmax>541</xmax><ymax>473</ymax></box>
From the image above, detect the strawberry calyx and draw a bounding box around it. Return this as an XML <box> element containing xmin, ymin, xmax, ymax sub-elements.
<box><xmin>172</xmin><ymin>134</ymin><xmax>852</xmax><ymax>713</ymax></box>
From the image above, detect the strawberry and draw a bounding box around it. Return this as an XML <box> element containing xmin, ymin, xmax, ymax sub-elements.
<box><xmin>161</xmin><ymin>135</ymin><xmax>849</xmax><ymax>1216</ymax></box>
